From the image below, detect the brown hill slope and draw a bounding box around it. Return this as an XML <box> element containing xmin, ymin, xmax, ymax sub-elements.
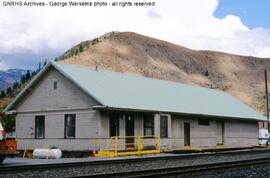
<box><xmin>59</xmin><ymin>32</ymin><xmax>270</xmax><ymax>114</ymax></box>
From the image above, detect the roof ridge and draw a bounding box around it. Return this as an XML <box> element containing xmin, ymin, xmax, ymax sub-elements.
<box><xmin>54</xmin><ymin>62</ymin><xmax>227</xmax><ymax>95</ymax></box>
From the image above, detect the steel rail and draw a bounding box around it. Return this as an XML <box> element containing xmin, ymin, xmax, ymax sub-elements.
<box><xmin>1</xmin><ymin>148</ymin><xmax>270</xmax><ymax>177</ymax></box>
<box><xmin>117</xmin><ymin>158</ymin><xmax>270</xmax><ymax>178</ymax></box>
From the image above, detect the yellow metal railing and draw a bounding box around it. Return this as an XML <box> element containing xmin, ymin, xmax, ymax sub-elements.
<box><xmin>94</xmin><ymin>135</ymin><xmax>161</xmax><ymax>157</ymax></box>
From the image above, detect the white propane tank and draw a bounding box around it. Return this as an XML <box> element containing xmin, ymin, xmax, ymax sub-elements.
<box><xmin>259</xmin><ymin>129</ymin><xmax>269</xmax><ymax>145</ymax></box>
<box><xmin>33</xmin><ymin>149</ymin><xmax>62</xmax><ymax>159</ymax></box>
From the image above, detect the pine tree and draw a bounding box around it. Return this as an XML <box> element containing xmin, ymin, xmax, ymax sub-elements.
<box><xmin>205</xmin><ymin>70</ymin><xmax>209</xmax><ymax>77</ymax></box>
<box><xmin>79</xmin><ymin>44</ymin><xmax>83</xmax><ymax>52</ymax></box>
<box><xmin>6</xmin><ymin>87</ymin><xmax>12</xmax><ymax>95</ymax></box>
<box><xmin>0</xmin><ymin>90</ymin><xmax>6</xmax><ymax>99</ymax></box>
<box><xmin>38</xmin><ymin>62</ymin><xmax>42</xmax><ymax>72</ymax></box>
<box><xmin>43</xmin><ymin>59</ymin><xmax>47</xmax><ymax>67</ymax></box>
<box><xmin>12</xmin><ymin>82</ymin><xmax>19</xmax><ymax>90</ymax></box>
<box><xmin>25</xmin><ymin>70</ymin><xmax>31</xmax><ymax>81</ymax></box>
<box><xmin>21</xmin><ymin>75</ymin><xmax>26</xmax><ymax>83</ymax></box>
<box><xmin>31</xmin><ymin>70</ymin><xmax>36</xmax><ymax>77</ymax></box>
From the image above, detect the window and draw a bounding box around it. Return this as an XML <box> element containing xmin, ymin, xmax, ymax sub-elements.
<box><xmin>65</xmin><ymin>114</ymin><xmax>76</xmax><ymax>138</ymax></box>
<box><xmin>110</xmin><ymin>114</ymin><xmax>119</xmax><ymax>137</ymax></box>
<box><xmin>160</xmin><ymin>115</ymin><xmax>168</xmax><ymax>138</ymax></box>
<box><xmin>198</xmin><ymin>119</ymin><xmax>210</xmax><ymax>126</ymax></box>
<box><xmin>53</xmin><ymin>80</ymin><xmax>57</xmax><ymax>90</ymax></box>
<box><xmin>144</xmin><ymin>115</ymin><xmax>154</xmax><ymax>136</ymax></box>
<box><xmin>35</xmin><ymin>116</ymin><xmax>45</xmax><ymax>139</ymax></box>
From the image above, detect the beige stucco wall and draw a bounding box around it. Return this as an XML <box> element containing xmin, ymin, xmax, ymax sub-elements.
<box><xmin>16</xmin><ymin>110</ymin><xmax>259</xmax><ymax>151</ymax></box>
<box><xmin>225</xmin><ymin>120</ymin><xmax>259</xmax><ymax>147</ymax></box>
<box><xmin>16</xmin><ymin>68</ymin><xmax>99</xmax><ymax>113</ymax></box>
<box><xmin>170</xmin><ymin>115</ymin><xmax>217</xmax><ymax>149</ymax></box>
<box><xmin>170</xmin><ymin>115</ymin><xmax>259</xmax><ymax>150</ymax></box>
<box><xmin>16</xmin><ymin>110</ymin><xmax>101</xmax><ymax>151</ymax></box>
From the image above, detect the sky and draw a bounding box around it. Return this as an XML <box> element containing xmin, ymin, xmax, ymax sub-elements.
<box><xmin>0</xmin><ymin>0</ymin><xmax>270</xmax><ymax>70</ymax></box>
<box><xmin>215</xmin><ymin>0</ymin><xmax>270</xmax><ymax>29</ymax></box>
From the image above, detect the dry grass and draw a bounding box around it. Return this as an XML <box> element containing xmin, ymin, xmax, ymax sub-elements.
<box><xmin>22</xmin><ymin>32</ymin><xmax>270</xmax><ymax>114</ymax></box>
<box><xmin>0</xmin><ymin>30</ymin><xmax>267</xmax><ymax>136</ymax></box>
<box><xmin>0</xmin><ymin>97</ymin><xmax>11</xmax><ymax>109</ymax></box>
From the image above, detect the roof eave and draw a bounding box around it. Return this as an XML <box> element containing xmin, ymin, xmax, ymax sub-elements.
<box><xmin>93</xmin><ymin>106</ymin><xmax>266</xmax><ymax>122</ymax></box>
<box><xmin>4</xmin><ymin>61</ymin><xmax>106</xmax><ymax>113</ymax></box>
<box><xmin>4</xmin><ymin>62</ymin><xmax>53</xmax><ymax>112</ymax></box>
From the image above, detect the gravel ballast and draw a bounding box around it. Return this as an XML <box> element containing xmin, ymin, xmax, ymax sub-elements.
<box><xmin>1</xmin><ymin>148</ymin><xmax>270</xmax><ymax>177</ymax></box>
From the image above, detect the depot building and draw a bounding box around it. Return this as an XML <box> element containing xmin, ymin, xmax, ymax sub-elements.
<box><xmin>4</xmin><ymin>62</ymin><xmax>266</xmax><ymax>151</ymax></box>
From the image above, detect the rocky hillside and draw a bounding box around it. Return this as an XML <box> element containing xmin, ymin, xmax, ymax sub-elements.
<box><xmin>0</xmin><ymin>69</ymin><xmax>26</xmax><ymax>90</ymax></box>
<box><xmin>58</xmin><ymin>32</ymin><xmax>270</xmax><ymax>114</ymax></box>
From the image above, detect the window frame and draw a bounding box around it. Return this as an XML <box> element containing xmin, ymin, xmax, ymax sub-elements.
<box><xmin>198</xmin><ymin>119</ymin><xmax>210</xmax><ymax>126</ymax></box>
<box><xmin>143</xmin><ymin>114</ymin><xmax>154</xmax><ymax>137</ymax></box>
<box><xmin>35</xmin><ymin>115</ymin><xmax>45</xmax><ymax>139</ymax></box>
<box><xmin>160</xmin><ymin>115</ymin><xmax>168</xmax><ymax>138</ymax></box>
<box><xmin>53</xmin><ymin>80</ymin><xmax>58</xmax><ymax>90</ymax></box>
<box><xmin>64</xmin><ymin>114</ymin><xmax>76</xmax><ymax>139</ymax></box>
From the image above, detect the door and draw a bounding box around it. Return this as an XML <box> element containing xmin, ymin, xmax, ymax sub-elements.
<box><xmin>109</xmin><ymin>114</ymin><xmax>119</xmax><ymax>137</ymax></box>
<box><xmin>217</xmin><ymin>121</ymin><xmax>224</xmax><ymax>145</ymax></box>
<box><xmin>125</xmin><ymin>115</ymin><xmax>134</xmax><ymax>148</ymax></box>
<box><xmin>184</xmin><ymin>123</ymin><xmax>190</xmax><ymax>146</ymax></box>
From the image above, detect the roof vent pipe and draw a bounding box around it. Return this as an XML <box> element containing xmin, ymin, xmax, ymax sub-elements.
<box><xmin>95</xmin><ymin>64</ymin><xmax>99</xmax><ymax>72</ymax></box>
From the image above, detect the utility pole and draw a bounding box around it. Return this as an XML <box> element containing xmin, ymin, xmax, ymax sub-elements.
<box><xmin>265</xmin><ymin>69</ymin><xmax>269</xmax><ymax>132</ymax></box>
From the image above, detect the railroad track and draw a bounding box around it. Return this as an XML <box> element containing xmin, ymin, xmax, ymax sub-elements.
<box><xmin>124</xmin><ymin>158</ymin><xmax>270</xmax><ymax>178</ymax></box>
<box><xmin>1</xmin><ymin>148</ymin><xmax>270</xmax><ymax>177</ymax></box>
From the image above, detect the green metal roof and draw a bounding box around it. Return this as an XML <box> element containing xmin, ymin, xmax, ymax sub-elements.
<box><xmin>5</xmin><ymin>61</ymin><xmax>266</xmax><ymax>121</ymax></box>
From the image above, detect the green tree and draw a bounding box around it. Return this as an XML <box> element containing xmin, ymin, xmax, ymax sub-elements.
<box><xmin>25</xmin><ymin>70</ymin><xmax>31</xmax><ymax>81</ymax></box>
<box><xmin>43</xmin><ymin>59</ymin><xmax>47</xmax><ymax>67</ymax></box>
<box><xmin>6</xmin><ymin>87</ymin><xmax>12</xmax><ymax>95</ymax></box>
<box><xmin>1</xmin><ymin>115</ymin><xmax>15</xmax><ymax>132</ymax></box>
<box><xmin>12</xmin><ymin>82</ymin><xmax>19</xmax><ymax>90</ymax></box>
<box><xmin>21</xmin><ymin>74</ymin><xmax>26</xmax><ymax>83</ymax></box>
<box><xmin>0</xmin><ymin>107</ymin><xmax>15</xmax><ymax>132</ymax></box>
<box><xmin>31</xmin><ymin>70</ymin><xmax>36</xmax><ymax>77</ymax></box>
<box><xmin>79</xmin><ymin>44</ymin><xmax>83</xmax><ymax>52</ymax></box>
<box><xmin>0</xmin><ymin>90</ymin><xmax>6</xmax><ymax>99</ymax></box>
<box><xmin>38</xmin><ymin>62</ymin><xmax>42</xmax><ymax>71</ymax></box>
